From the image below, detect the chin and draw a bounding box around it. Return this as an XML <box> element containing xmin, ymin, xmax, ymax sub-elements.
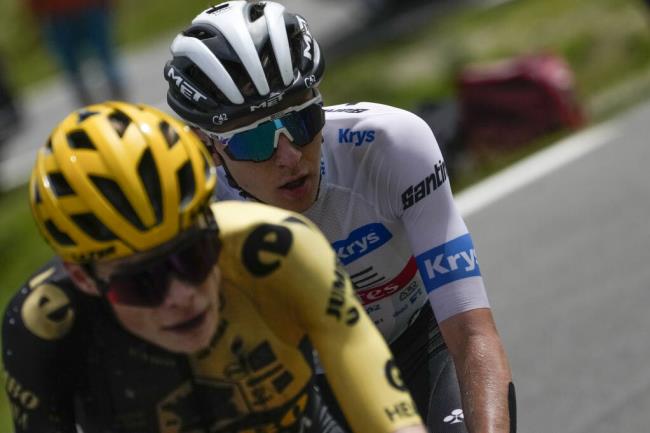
<box><xmin>162</xmin><ymin>330</ymin><xmax>214</xmax><ymax>354</ymax></box>
<box><xmin>293</xmin><ymin>200</ymin><xmax>315</xmax><ymax>213</ymax></box>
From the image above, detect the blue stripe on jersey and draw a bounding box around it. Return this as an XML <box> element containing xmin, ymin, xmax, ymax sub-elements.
<box><xmin>415</xmin><ymin>234</ymin><xmax>482</xmax><ymax>293</ymax></box>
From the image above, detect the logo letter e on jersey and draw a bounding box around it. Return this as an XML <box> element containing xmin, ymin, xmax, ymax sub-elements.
<box><xmin>242</xmin><ymin>224</ymin><xmax>293</xmax><ymax>276</ymax></box>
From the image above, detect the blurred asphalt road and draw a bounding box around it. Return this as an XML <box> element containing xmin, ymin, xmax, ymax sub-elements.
<box><xmin>457</xmin><ymin>100</ymin><xmax>650</xmax><ymax>433</ymax></box>
<box><xmin>0</xmin><ymin>0</ymin><xmax>368</xmax><ymax>191</ymax></box>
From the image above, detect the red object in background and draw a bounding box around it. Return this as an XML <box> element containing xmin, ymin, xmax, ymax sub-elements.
<box><xmin>28</xmin><ymin>0</ymin><xmax>111</xmax><ymax>16</ymax></box>
<box><xmin>457</xmin><ymin>53</ymin><xmax>585</xmax><ymax>153</ymax></box>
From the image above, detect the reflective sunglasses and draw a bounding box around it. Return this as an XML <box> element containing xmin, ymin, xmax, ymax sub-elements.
<box><xmin>207</xmin><ymin>96</ymin><xmax>325</xmax><ymax>162</ymax></box>
<box><xmin>94</xmin><ymin>229</ymin><xmax>220</xmax><ymax>307</ymax></box>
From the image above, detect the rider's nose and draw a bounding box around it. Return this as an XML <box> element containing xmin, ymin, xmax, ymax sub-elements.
<box><xmin>162</xmin><ymin>278</ymin><xmax>197</xmax><ymax>308</ymax></box>
<box><xmin>274</xmin><ymin>133</ymin><xmax>302</xmax><ymax>168</ymax></box>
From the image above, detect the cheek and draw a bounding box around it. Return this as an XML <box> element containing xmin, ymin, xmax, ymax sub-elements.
<box><xmin>202</xmin><ymin>268</ymin><xmax>221</xmax><ymax>305</ymax></box>
<box><xmin>112</xmin><ymin>305</ymin><xmax>156</xmax><ymax>333</ymax></box>
<box><xmin>227</xmin><ymin>161</ymin><xmax>276</xmax><ymax>191</ymax></box>
<box><xmin>304</xmin><ymin>139</ymin><xmax>322</xmax><ymax>170</ymax></box>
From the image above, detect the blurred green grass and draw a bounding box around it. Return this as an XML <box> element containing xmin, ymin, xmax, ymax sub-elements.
<box><xmin>321</xmin><ymin>0</ymin><xmax>650</xmax><ymax>115</ymax></box>
<box><xmin>1</xmin><ymin>0</ymin><xmax>650</xmax><ymax>430</ymax></box>
<box><xmin>320</xmin><ymin>0</ymin><xmax>650</xmax><ymax>189</ymax></box>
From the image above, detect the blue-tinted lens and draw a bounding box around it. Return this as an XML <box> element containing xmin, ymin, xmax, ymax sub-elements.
<box><xmin>224</xmin><ymin>121</ymin><xmax>279</xmax><ymax>162</ymax></box>
<box><xmin>224</xmin><ymin>104</ymin><xmax>324</xmax><ymax>162</ymax></box>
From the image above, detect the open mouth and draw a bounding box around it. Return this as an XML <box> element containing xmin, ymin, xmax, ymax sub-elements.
<box><xmin>163</xmin><ymin>310</ymin><xmax>208</xmax><ymax>333</ymax></box>
<box><xmin>280</xmin><ymin>175</ymin><xmax>308</xmax><ymax>190</ymax></box>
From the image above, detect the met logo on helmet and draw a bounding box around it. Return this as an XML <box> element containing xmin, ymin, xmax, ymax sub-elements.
<box><xmin>250</xmin><ymin>94</ymin><xmax>284</xmax><ymax>112</ymax></box>
<box><xmin>415</xmin><ymin>234</ymin><xmax>481</xmax><ymax>293</ymax></box>
<box><xmin>167</xmin><ymin>67</ymin><xmax>207</xmax><ymax>103</ymax></box>
<box><xmin>332</xmin><ymin>223</ymin><xmax>392</xmax><ymax>265</ymax></box>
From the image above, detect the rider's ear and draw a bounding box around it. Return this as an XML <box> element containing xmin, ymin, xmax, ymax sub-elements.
<box><xmin>63</xmin><ymin>262</ymin><xmax>102</xmax><ymax>297</ymax></box>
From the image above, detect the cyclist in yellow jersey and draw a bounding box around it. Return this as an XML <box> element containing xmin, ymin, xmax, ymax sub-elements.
<box><xmin>2</xmin><ymin>101</ymin><xmax>426</xmax><ymax>433</ymax></box>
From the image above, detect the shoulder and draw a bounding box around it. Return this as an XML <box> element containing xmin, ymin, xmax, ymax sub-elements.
<box><xmin>324</xmin><ymin>102</ymin><xmax>433</xmax><ymax>139</ymax></box>
<box><xmin>212</xmin><ymin>202</ymin><xmax>338</xmax><ymax>324</ymax></box>
<box><xmin>2</xmin><ymin>260</ymin><xmax>93</xmax><ymax>431</ymax></box>
<box><xmin>2</xmin><ymin>259</ymin><xmax>88</xmax><ymax>401</ymax></box>
<box><xmin>210</xmin><ymin>201</ymin><xmax>326</xmax><ymax>277</ymax></box>
<box><xmin>3</xmin><ymin>259</ymin><xmax>81</xmax><ymax>345</ymax></box>
<box><xmin>210</xmin><ymin>201</ymin><xmax>316</xmax><ymax>237</ymax></box>
<box><xmin>323</xmin><ymin>102</ymin><xmax>437</xmax><ymax>160</ymax></box>
<box><xmin>320</xmin><ymin>103</ymin><xmax>444</xmax><ymax>209</ymax></box>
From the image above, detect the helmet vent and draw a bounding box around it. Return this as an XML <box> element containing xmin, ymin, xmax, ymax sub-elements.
<box><xmin>176</xmin><ymin>161</ymin><xmax>196</xmax><ymax>210</ymax></box>
<box><xmin>89</xmin><ymin>175</ymin><xmax>146</xmax><ymax>230</ymax></box>
<box><xmin>48</xmin><ymin>172</ymin><xmax>75</xmax><ymax>197</ymax></box>
<box><xmin>67</xmin><ymin>130</ymin><xmax>96</xmax><ymax>150</ymax></box>
<box><xmin>221</xmin><ymin>59</ymin><xmax>258</xmax><ymax>97</ymax></box>
<box><xmin>33</xmin><ymin>181</ymin><xmax>42</xmax><ymax>204</ymax></box>
<box><xmin>71</xmin><ymin>213</ymin><xmax>117</xmax><ymax>241</ymax></box>
<box><xmin>160</xmin><ymin>121</ymin><xmax>179</xmax><ymax>148</ymax></box>
<box><xmin>45</xmin><ymin>138</ymin><xmax>53</xmax><ymax>153</ymax></box>
<box><xmin>259</xmin><ymin>39</ymin><xmax>283</xmax><ymax>90</ymax></box>
<box><xmin>44</xmin><ymin>219</ymin><xmax>75</xmax><ymax>246</ymax></box>
<box><xmin>137</xmin><ymin>149</ymin><xmax>163</xmax><ymax>225</ymax></box>
<box><xmin>186</xmin><ymin>64</ymin><xmax>229</xmax><ymax>103</ymax></box>
<box><xmin>77</xmin><ymin>109</ymin><xmax>99</xmax><ymax>123</ymax></box>
<box><xmin>249</xmin><ymin>2</ymin><xmax>266</xmax><ymax>21</ymax></box>
<box><xmin>108</xmin><ymin>110</ymin><xmax>132</xmax><ymax>137</ymax></box>
<box><xmin>184</xmin><ymin>26</ymin><xmax>217</xmax><ymax>40</ymax></box>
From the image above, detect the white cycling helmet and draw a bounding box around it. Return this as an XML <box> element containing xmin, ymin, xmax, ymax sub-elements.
<box><xmin>164</xmin><ymin>1</ymin><xmax>325</xmax><ymax>133</ymax></box>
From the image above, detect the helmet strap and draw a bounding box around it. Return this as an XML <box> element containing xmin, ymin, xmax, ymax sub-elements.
<box><xmin>219</xmin><ymin>157</ymin><xmax>263</xmax><ymax>202</ymax></box>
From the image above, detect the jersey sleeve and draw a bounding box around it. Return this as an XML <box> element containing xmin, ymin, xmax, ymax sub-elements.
<box><xmin>267</xmin><ymin>216</ymin><xmax>423</xmax><ymax>433</ymax></box>
<box><xmin>2</xmin><ymin>266</ymin><xmax>79</xmax><ymax>433</ymax></box>
<box><xmin>373</xmin><ymin>108</ymin><xmax>491</xmax><ymax>322</ymax></box>
<box><xmin>213</xmin><ymin>201</ymin><xmax>423</xmax><ymax>432</ymax></box>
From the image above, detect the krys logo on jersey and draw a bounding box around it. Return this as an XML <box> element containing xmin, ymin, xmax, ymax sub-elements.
<box><xmin>332</xmin><ymin>223</ymin><xmax>392</xmax><ymax>265</ymax></box>
<box><xmin>415</xmin><ymin>234</ymin><xmax>481</xmax><ymax>292</ymax></box>
<box><xmin>338</xmin><ymin>128</ymin><xmax>376</xmax><ymax>146</ymax></box>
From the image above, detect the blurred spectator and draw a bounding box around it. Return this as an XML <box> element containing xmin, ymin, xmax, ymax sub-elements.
<box><xmin>0</xmin><ymin>53</ymin><xmax>22</xmax><ymax>149</ymax></box>
<box><xmin>27</xmin><ymin>0</ymin><xmax>125</xmax><ymax>105</ymax></box>
<box><xmin>643</xmin><ymin>0</ymin><xmax>650</xmax><ymax>25</ymax></box>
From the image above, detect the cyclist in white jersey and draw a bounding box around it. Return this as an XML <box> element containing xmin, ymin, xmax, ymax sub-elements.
<box><xmin>163</xmin><ymin>2</ymin><xmax>516</xmax><ymax>432</ymax></box>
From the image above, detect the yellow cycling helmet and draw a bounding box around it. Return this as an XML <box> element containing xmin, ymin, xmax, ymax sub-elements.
<box><xmin>30</xmin><ymin>101</ymin><xmax>217</xmax><ymax>263</ymax></box>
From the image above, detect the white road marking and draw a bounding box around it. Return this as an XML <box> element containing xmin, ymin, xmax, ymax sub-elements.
<box><xmin>455</xmin><ymin>123</ymin><xmax>619</xmax><ymax>218</ymax></box>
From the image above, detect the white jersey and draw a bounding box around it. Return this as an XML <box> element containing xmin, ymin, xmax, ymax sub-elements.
<box><xmin>216</xmin><ymin>102</ymin><xmax>490</xmax><ymax>343</ymax></box>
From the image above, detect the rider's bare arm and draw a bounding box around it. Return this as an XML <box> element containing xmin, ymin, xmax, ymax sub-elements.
<box><xmin>441</xmin><ymin>308</ymin><xmax>513</xmax><ymax>433</ymax></box>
